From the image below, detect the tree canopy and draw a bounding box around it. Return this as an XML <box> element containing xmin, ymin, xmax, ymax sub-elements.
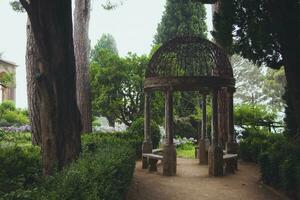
<box><xmin>90</xmin><ymin>48</ymin><xmax>147</xmax><ymax>126</ymax></box>
<box><xmin>154</xmin><ymin>0</ymin><xmax>207</xmax><ymax>44</ymax></box>
<box><xmin>91</xmin><ymin>33</ymin><xmax>118</xmax><ymax>59</ymax></box>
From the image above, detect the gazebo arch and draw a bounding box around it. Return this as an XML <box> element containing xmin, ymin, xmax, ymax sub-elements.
<box><xmin>142</xmin><ymin>36</ymin><xmax>237</xmax><ymax>176</ymax></box>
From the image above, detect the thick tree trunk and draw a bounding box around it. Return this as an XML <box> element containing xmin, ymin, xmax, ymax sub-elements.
<box><xmin>26</xmin><ymin>19</ymin><xmax>41</xmax><ymax>146</ymax></box>
<box><xmin>74</xmin><ymin>0</ymin><xmax>92</xmax><ymax>134</ymax></box>
<box><xmin>283</xmin><ymin>52</ymin><xmax>300</xmax><ymax>143</ymax></box>
<box><xmin>20</xmin><ymin>0</ymin><xmax>82</xmax><ymax>175</ymax></box>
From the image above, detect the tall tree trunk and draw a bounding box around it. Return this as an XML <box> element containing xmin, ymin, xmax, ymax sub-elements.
<box><xmin>283</xmin><ymin>51</ymin><xmax>300</xmax><ymax>143</ymax></box>
<box><xmin>20</xmin><ymin>0</ymin><xmax>82</xmax><ymax>175</ymax></box>
<box><xmin>74</xmin><ymin>0</ymin><xmax>92</xmax><ymax>134</ymax></box>
<box><xmin>26</xmin><ymin>19</ymin><xmax>42</xmax><ymax>145</ymax></box>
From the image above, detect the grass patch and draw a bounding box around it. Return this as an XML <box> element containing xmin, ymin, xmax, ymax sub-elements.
<box><xmin>176</xmin><ymin>140</ymin><xmax>196</xmax><ymax>159</ymax></box>
<box><xmin>177</xmin><ymin>149</ymin><xmax>195</xmax><ymax>159</ymax></box>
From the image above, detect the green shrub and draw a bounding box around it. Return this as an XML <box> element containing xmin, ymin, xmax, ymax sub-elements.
<box><xmin>174</xmin><ymin>117</ymin><xmax>197</xmax><ymax>139</ymax></box>
<box><xmin>0</xmin><ymin>100</ymin><xmax>16</xmax><ymax>113</ymax></box>
<box><xmin>1</xmin><ymin>133</ymin><xmax>136</xmax><ymax>200</ymax></box>
<box><xmin>34</xmin><ymin>135</ymin><xmax>136</xmax><ymax>200</ymax></box>
<box><xmin>240</xmin><ymin>129</ymin><xmax>300</xmax><ymax>199</ymax></box>
<box><xmin>127</xmin><ymin>117</ymin><xmax>161</xmax><ymax>157</ymax></box>
<box><xmin>239</xmin><ymin>130</ymin><xmax>270</xmax><ymax>162</ymax></box>
<box><xmin>0</xmin><ymin>132</ymin><xmax>32</xmax><ymax>146</ymax></box>
<box><xmin>0</xmin><ymin>101</ymin><xmax>29</xmax><ymax>127</ymax></box>
<box><xmin>0</xmin><ymin>146</ymin><xmax>41</xmax><ymax>195</ymax></box>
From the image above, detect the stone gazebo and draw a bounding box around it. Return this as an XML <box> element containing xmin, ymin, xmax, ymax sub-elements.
<box><xmin>142</xmin><ymin>36</ymin><xmax>236</xmax><ymax>176</ymax></box>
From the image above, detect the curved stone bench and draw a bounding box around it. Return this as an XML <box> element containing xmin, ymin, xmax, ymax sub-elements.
<box><xmin>142</xmin><ymin>153</ymin><xmax>163</xmax><ymax>172</ymax></box>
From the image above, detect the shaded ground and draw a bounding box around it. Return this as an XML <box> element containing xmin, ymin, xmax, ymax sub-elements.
<box><xmin>127</xmin><ymin>158</ymin><xmax>288</xmax><ymax>200</ymax></box>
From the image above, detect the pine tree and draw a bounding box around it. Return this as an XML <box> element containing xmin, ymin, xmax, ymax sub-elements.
<box><xmin>154</xmin><ymin>0</ymin><xmax>207</xmax><ymax>44</ymax></box>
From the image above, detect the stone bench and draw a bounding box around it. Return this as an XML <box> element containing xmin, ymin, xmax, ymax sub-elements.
<box><xmin>142</xmin><ymin>153</ymin><xmax>163</xmax><ymax>172</ymax></box>
<box><xmin>152</xmin><ymin>148</ymin><xmax>163</xmax><ymax>154</ymax></box>
<box><xmin>223</xmin><ymin>154</ymin><xmax>238</xmax><ymax>174</ymax></box>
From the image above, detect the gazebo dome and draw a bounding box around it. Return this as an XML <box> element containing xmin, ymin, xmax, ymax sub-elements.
<box><xmin>147</xmin><ymin>36</ymin><xmax>233</xmax><ymax>78</ymax></box>
<box><xmin>144</xmin><ymin>36</ymin><xmax>235</xmax><ymax>91</ymax></box>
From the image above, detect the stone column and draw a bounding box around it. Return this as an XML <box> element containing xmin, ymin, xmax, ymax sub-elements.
<box><xmin>226</xmin><ymin>88</ymin><xmax>238</xmax><ymax>155</ymax></box>
<box><xmin>142</xmin><ymin>91</ymin><xmax>152</xmax><ymax>169</ymax></box>
<box><xmin>199</xmin><ymin>93</ymin><xmax>208</xmax><ymax>164</ymax></box>
<box><xmin>163</xmin><ymin>89</ymin><xmax>176</xmax><ymax>176</ymax></box>
<box><xmin>208</xmin><ymin>88</ymin><xmax>223</xmax><ymax>176</ymax></box>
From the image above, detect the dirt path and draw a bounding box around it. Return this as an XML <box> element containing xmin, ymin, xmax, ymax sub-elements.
<box><xmin>127</xmin><ymin>158</ymin><xmax>288</xmax><ymax>200</ymax></box>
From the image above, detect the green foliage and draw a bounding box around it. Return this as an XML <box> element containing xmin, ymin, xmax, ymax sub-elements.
<box><xmin>262</xmin><ymin>68</ymin><xmax>286</xmax><ymax>112</ymax></box>
<box><xmin>174</xmin><ymin>117</ymin><xmax>197</xmax><ymax>139</ymax></box>
<box><xmin>176</xmin><ymin>140</ymin><xmax>195</xmax><ymax>159</ymax></box>
<box><xmin>0</xmin><ymin>72</ymin><xmax>15</xmax><ymax>88</ymax></box>
<box><xmin>127</xmin><ymin>117</ymin><xmax>161</xmax><ymax>157</ymax></box>
<box><xmin>0</xmin><ymin>146</ymin><xmax>41</xmax><ymax>195</ymax></box>
<box><xmin>239</xmin><ymin>130</ymin><xmax>271</xmax><ymax>162</ymax></box>
<box><xmin>154</xmin><ymin>0</ymin><xmax>207</xmax><ymax>44</ymax></box>
<box><xmin>0</xmin><ymin>132</ymin><xmax>32</xmax><ymax>147</ymax></box>
<box><xmin>0</xmin><ymin>101</ymin><xmax>29</xmax><ymax>126</ymax></box>
<box><xmin>0</xmin><ymin>133</ymin><xmax>136</xmax><ymax>200</ymax></box>
<box><xmin>218</xmin><ymin>0</ymin><xmax>300</xmax><ymax>69</ymax></box>
<box><xmin>91</xmin><ymin>33</ymin><xmax>118</xmax><ymax>59</ymax></box>
<box><xmin>212</xmin><ymin>0</ymin><xmax>235</xmax><ymax>54</ymax></box>
<box><xmin>234</xmin><ymin>103</ymin><xmax>277</xmax><ymax>132</ymax></box>
<box><xmin>232</xmin><ymin>55</ymin><xmax>265</xmax><ymax>104</ymax></box>
<box><xmin>90</xmin><ymin>46</ymin><xmax>164</xmax><ymax>126</ymax></box>
<box><xmin>240</xmin><ymin>131</ymin><xmax>300</xmax><ymax>199</ymax></box>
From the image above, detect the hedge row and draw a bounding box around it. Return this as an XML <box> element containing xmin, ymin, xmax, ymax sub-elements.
<box><xmin>0</xmin><ymin>133</ymin><xmax>136</xmax><ymax>200</ymax></box>
<box><xmin>240</xmin><ymin>131</ymin><xmax>300</xmax><ymax>199</ymax></box>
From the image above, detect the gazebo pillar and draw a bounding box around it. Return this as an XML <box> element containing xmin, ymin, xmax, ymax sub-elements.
<box><xmin>208</xmin><ymin>89</ymin><xmax>223</xmax><ymax>176</ymax></box>
<box><xmin>163</xmin><ymin>89</ymin><xmax>176</xmax><ymax>176</ymax></box>
<box><xmin>199</xmin><ymin>93</ymin><xmax>208</xmax><ymax>165</ymax></box>
<box><xmin>226</xmin><ymin>88</ymin><xmax>238</xmax><ymax>155</ymax></box>
<box><xmin>142</xmin><ymin>91</ymin><xmax>152</xmax><ymax>169</ymax></box>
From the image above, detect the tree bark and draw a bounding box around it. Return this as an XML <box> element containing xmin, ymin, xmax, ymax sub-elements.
<box><xmin>74</xmin><ymin>0</ymin><xmax>92</xmax><ymax>134</ymax></box>
<box><xmin>26</xmin><ymin>19</ymin><xmax>42</xmax><ymax>146</ymax></box>
<box><xmin>20</xmin><ymin>0</ymin><xmax>82</xmax><ymax>175</ymax></box>
<box><xmin>283</xmin><ymin>51</ymin><xmax>300</xmax><ymax>142</ymax></box>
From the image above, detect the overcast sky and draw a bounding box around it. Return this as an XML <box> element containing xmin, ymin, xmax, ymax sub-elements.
<box><xmin>0</xmin><ymin>0</ymin><xmax>212</xmax><ymax>108</ymax></box>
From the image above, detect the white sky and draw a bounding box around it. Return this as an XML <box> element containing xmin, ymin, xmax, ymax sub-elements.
<box><xmin>0</xmin><ymin>0</ymin><xmax>212</xmax><ymax>108</ymax></box>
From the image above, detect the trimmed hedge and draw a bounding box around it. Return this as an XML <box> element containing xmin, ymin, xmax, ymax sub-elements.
<box><xmin>0</xmin><ymin>133</ymin><xmax>136</xmax><ymax>200</ymax></box>
<box><xmin>240</xmin><ymin>131</ymin><xmax>300</xmax><ymax>199</ymax></box>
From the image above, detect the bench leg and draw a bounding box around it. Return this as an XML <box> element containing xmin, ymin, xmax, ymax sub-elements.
<box><xmin>225</xmin><ymin>159</ymin><xmax>235</xmax><ymax>174</ymax></box>
<box><xmin>149</xmin><ymin>158</ymin><xmax>159</xmax><ymax>172</ymax></box>
<box><xmin>142</xmin><ymin>157</ymin><xmax>148</xmax><ymax>169</ymax></box>
<box><xmin>234</xmin><ymin>158</ymin><xmax>238</xmax><ymax>171</ymax></box>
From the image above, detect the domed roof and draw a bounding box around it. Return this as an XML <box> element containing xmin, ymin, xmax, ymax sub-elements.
<box><xmin>146</xmin><ymin>36</ymin><xmax>233</xmax><ymax>78</ymax></box>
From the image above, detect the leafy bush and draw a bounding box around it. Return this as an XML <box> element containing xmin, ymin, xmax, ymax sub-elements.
<box><xmin>0</xmin><ymin>101</ymin><xmax>29</xmax><ymax>127</ymax></box>
<box><xmin>240</xmin><ymin>130</ymin><xmax>300</xmax><ymax>199</ymax></box>
<box><xmin>127</xmin><ymin>117</ymin><xmax>161</xmax><ymax>157</ymax></box>
<box><xmin>0</xmin><ymin>146</ymin><xmax>41</xmax><ymax>195</ymax></box>
<box><xmin>174</xmin><ymin>117</ymin><xmax>197</xmax><ymax>139</ymax></box>
<box><xmin>239</xmin><ymin>130</ymin><xmax>271</xmax><ymax>162</ymax></box>
<box><xmin>1</xmin><ymin>133</ymin><xmax>136</xmax><ymax>200</ymax></box>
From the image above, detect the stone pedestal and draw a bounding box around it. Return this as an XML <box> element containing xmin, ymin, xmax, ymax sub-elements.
<box><xmin>163</xmin><ymin>144</ymin><xmax>176</xmax><ymax>176</ymax></box>
<box><xmin>142</xmin><ymin>141</ymin><xmax>152</xmax><ymax>169</ymax></box>
<box><xmin>208</xmin><ymin>144</ymin><xmax>223</xmax><ymax>176</ymax></box>
<box><xmin>198</xmin><ymin>139</ymin><xmax>208</xmax><ymax>165</ymax></box>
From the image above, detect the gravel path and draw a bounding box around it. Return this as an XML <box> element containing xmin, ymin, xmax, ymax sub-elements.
<box><xmin>127</xmin><ymin>158</ymin><xmax>288</xmax><ymax>200</ymax></box>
